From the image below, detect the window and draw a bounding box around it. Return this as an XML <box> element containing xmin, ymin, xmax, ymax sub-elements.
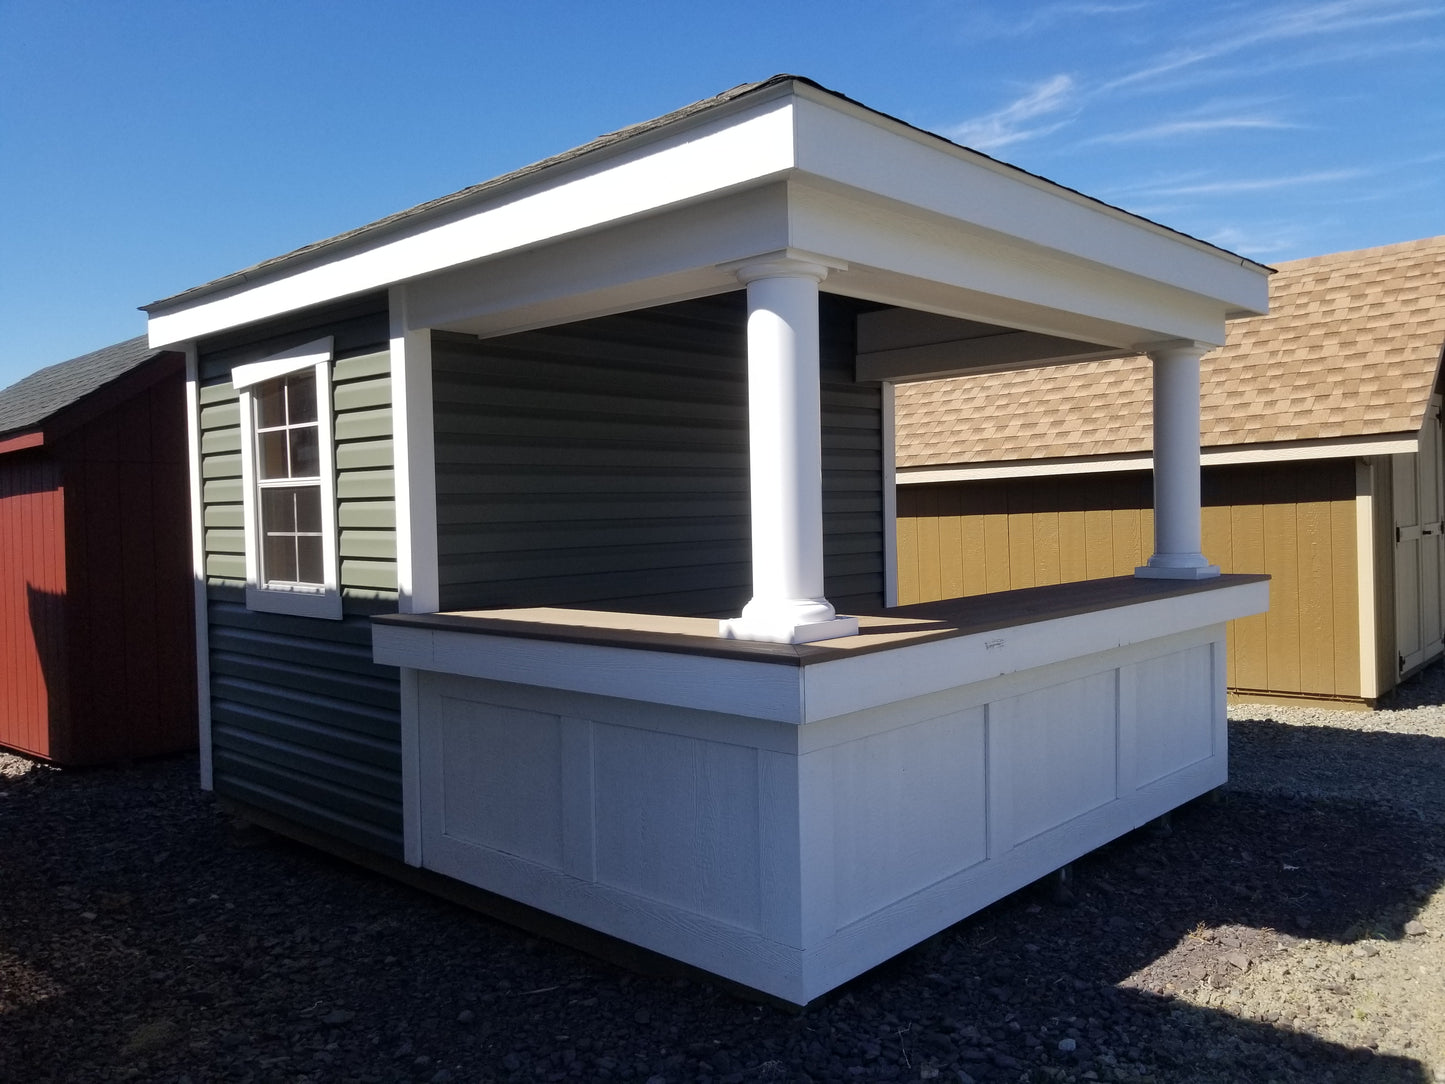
<box><xmin>233</xmin><ymin>338</ymin><xmax>341</xmax><ymax>619</ymax></box>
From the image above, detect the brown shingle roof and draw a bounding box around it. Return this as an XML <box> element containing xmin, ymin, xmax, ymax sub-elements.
<box><xmin>895</xmin><ymin>236</ymin><xmax>1445</xmax><ymax>468</ymax></box>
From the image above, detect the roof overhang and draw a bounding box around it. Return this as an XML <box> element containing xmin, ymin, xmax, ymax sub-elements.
<box><xmin>146</xmin><ymin>78</ymin><xmax>1270</xmax><ymax>366</ymax></box>
<box><xmin>0</xmin><ymin>430</ymin><xmax>45</xmax><ymax>456</ymax></box>
<box><xmin>899</xmin><ymin>432</ymin><xmax>1423</xmax><ymax>484</ymax></box>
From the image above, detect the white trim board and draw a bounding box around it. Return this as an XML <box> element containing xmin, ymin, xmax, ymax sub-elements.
<box><xmin>183</xmin><ymin>344</ymin><xmax>213</xmax><ymax>791</ymax></box>
<box><xmin>897</xmin><ymin>434</ymin><xmax>1422</xmax><ymax>484</ymax></box>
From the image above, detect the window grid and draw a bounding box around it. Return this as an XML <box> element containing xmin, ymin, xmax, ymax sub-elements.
<box><xmin>254</xmin><ymin>372</ymin><xmax>325</xmax><ymax>587</ymax></box>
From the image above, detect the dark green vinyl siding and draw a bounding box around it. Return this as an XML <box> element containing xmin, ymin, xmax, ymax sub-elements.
<box><xmin>197</xmin><ymin>297</ymin><xmax>402</xmax><ymax>858</ymax></box>
<box><xmin>207</xmin><ymin>595</ymin><xmax>401</xmax><ymax>854</ymax></box>
<box><xmin>433</xmin><ymin>291</ymin><xmax>884</xmax><ymax>617</ymax></box>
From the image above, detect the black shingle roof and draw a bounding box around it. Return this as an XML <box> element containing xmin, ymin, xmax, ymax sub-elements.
<box><xmin>0</xmin><ymin>336</ymin><xmax>160</xmax><ymax>439</ymax></box>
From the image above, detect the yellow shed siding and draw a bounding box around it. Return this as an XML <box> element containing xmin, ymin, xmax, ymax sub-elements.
<box><xmin>896</xmin><ymin>460</ymin><xmax>1362</xmax><ymax>702</ymax></box>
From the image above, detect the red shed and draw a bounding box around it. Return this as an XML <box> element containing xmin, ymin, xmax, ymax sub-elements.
<box><xmin>0</xmin><ymin>337</ymin><xmax>196</xmax><ymax>765</ymax></box>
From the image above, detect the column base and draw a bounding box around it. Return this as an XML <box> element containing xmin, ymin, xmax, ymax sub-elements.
<box><xmin>1135</xmin><ymin>562</ymin><xmax>1221</xmax><ymax>580</ymax></box>
<box><xmin>718</xmin><ymin>615</ymin><xmax>861</xmax><ymax>645</ymax></box>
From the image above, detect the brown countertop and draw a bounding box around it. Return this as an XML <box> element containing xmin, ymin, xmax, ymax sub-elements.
<box><xmin>372</xmin><ymin>574</ymin><xmax>1268</xmax><ymax>667</ymax></box>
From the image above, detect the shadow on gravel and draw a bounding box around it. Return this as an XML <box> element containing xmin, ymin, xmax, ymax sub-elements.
<box><xmin>1231</xmin><ymin>719</ymin><xmax>1445</xmax><ymax>825</ymax></box>
<box><xmin>0</xmin><ymin>744</ymin><xmax>1439</xmax><ymax>1083</ymax></box>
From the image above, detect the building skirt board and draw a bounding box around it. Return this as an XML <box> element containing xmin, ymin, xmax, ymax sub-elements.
<box><xmin>377</xmin><ymin>579</ymin><xmax>1264</xmax><ymax>1004</ymax></box>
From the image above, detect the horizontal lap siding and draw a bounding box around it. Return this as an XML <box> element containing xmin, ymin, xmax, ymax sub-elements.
<box><xmin>434</xmin><ymin>293</ymin><xmax>884</xmax><ymax>617</ymax></box>
<box><xmin>896</xmin><ymin>460</ymin><xmax>1359</xmax><ymax>700</ymax></box>
<box><xmin>820</xmin><ymin>296</ymin><xmax>886</xmax><ymax>613</ymax></box>
<box><xmin>197</xmin><ymin>297</ymin><xmax>402</xmax><ymax>857</ymax></box>
<box><xmin>207</xmin><ymin>593</ymin><xmax>402</xmax><ymax>854</ymax></box>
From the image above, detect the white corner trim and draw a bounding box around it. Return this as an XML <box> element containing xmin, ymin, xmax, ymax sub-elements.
<box><xmin>184</xmin><ymin>344</ymin><xmax>214</xmax><ymax>791</ymax></box>
<box><xmin>388</xmin><ymin>287</ymin><xmax>439</xmax><ymax>614</ymax></box>
<box><xmin>388</xmin><ymin>285</ymin><xmax>437</xmax><ymax>869</ymax></box>
<box><xmin>896</xmin><ymin>434</ymin><xmax>1424</xmax><ymax>484</ymax></box>
<box><xmin>1356</xmin><ymin>458</ymin><xmax>1380</xmax><ymax>700</ymax></box>
<box><xmin>399</xmin><ymin>668</ymin><xmax>424</xmax><ymax>867</ymax></box>
<box><xmin>234</xmin><ymin>338</ymin><xmax>343</xmax><ymax>620</ymax></box>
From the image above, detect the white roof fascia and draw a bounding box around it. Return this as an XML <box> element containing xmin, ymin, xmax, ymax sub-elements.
<box><xmin>788</xmin><ymin>86</ymin><xmax>1270</xmax><ymax>319</ymax></box>
<box><xmin>147</xmin><ymin>88</ymin><xmax>802</xmax><ymax>349</ymax></box>
<box><xmin>897</xmin><ymin>434</ymin><xmax>1422</xmax><ymax>484</ymax></box>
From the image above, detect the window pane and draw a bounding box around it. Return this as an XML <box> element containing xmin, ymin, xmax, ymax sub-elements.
<box><xmin>261</xmin><ymin>487</ymin><xmax>297</xmax><ymax>531</ymax></box>
<box><xmin>256</xmin><ymin>381</ymin><xmax>286</xmax><ymax>428</ymax></box>
<box><xmin>287</xmin><ymin>372</ymin><xmax>317</xmax><ymax>423</ymax></box>
<box><xmin>290</xmin><ymin>426</ymin><xmax>319</xmax><ymax>477</ymax></box>
<box><xmin>296</xmin><ymin>535</ymin><xmax>324</xmax><ymax>585</ymax></box>
<box><xmin>295</xmin><ymin>487</ymin><xmax>322</xmax><ymax>533</ymax></box>
<box><xmin>259</xmin><ymin>431</ymin><xmax>290</xmax><ymax>479</ymax></box>
<box><xmin>264</xmin><ymin>533</ymin><xmax>297</xmax><ymax>583</ymax></box>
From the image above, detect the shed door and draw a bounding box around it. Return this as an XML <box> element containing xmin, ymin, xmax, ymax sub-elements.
<box><xmin>1395</xmin><ymin>396</ymin><xmax>1445</xmax><ymax>677</ymax></box>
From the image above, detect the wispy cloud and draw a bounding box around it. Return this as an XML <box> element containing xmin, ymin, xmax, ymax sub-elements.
<box><xmin>1102</xmin><ymin>0</ymin><xmax>1442</xmax><ymax>91</ymax></box>
<box><xmin>1203</xmin><ymin>224</ymin><xmax>1312</xmax><ymax>260</ymax></box>
<box><xmin>962</xmin><ymin>2</ymin><xmax>1152</xmax><ymax>38</ymax></box>
<box><xmin>1113</xmin><ymin>168</ymin><xmax>1369</xmax><ymax>199</ymax></box>
<box><xmin>945</xmin><ymin>74</ymin><xmax>1079</xmax><ymax>150</ymax></box>
<box><xmin>1087</xmin><ymin>115</ymin><xmax>1302</xmax><ymax>144</ymax></box>
<box><xmin>943</xmin><ymin>1</ymin><xmax>1439</xmax><ymax>152</ymax></box>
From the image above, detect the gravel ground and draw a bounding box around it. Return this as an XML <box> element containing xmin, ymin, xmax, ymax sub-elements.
<box><xmin>2</xmin><ymin>667</ymin><xmax>1443</xmax><ymax>1084</ymax></box>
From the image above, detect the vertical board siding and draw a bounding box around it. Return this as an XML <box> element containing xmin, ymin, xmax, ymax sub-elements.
<box><xmin>896</xmin><ymin>460</ymin><xmax>1360</xmax><ymax>700</ymax></box>
<box><xmin>197</xmin><ymin>298</ymin><xmax>402</xmax><ymax>857</ymax></box>
<box><xmin>433</xmin><ymin>292</ymin><xmax>884</xmax><ymax>618</ymax></box>
<box><xmin>0</xmin><ymin>360</ymin><xmax>197</xmax><ymax>765</ymax></box>
<box><xmin>0</xmin><ymin>454</ymin><xmax>65</xmax><ymax>758</ymax></box>
<box><xmin>56</xmin><ymin>371</ymin><xmax>197</xmax><ymax>764</ymax></box>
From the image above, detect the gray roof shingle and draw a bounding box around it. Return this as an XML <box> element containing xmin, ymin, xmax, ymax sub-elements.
<box><xmin>0</xmin><ymin>336</ymin><xmax>161</xmax><ymax>439</ymax></box>
<box><xmin>144</xmin><ymin>75</ymin><xmax>1265</xmax><ymax>314</ymax></box>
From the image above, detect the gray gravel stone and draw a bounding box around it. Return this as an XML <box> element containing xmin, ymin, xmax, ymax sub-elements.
<box><xmin>4</xmin><ymin>659</ymin><xmax>1445</xmax><ymax>1082</ymax></box>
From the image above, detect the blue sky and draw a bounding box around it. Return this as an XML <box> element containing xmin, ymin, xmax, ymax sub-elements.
<box><xmin>1</xmin><ymin>0</ymin><xmax>1441</xmax><ymax>389</ymax></box>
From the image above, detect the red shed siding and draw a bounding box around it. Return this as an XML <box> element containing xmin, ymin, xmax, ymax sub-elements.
<box><xmin>53</xmin><ymin>372</ymin><xmax>196</xmax><ymax>764</ymax></box>
<box><xmin>0</xmin><ymin>354</ymin><xmax>196</xmax><ymax>765</ymax></box>
<box><xmin>0</xmin><ymin>453</ymin><xmax>66</xmax><ymax>759</ymax></box>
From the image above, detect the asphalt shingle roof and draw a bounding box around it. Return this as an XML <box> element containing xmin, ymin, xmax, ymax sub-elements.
<box><xmin>895</xmin><ymin>236</ymin><xmax>1445</xmax><ymax>468</ymax></box>
<box><xmin>0</xmin><ymin>336</ymin><xmax>160</xmax><ymax>439</ymax></box>
<box><xmin>145</xmin><ymin>75</ymin><xmax>1263</xmax><ymax>314</ymax></box>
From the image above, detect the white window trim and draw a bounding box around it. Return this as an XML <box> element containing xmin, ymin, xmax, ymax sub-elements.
<box><xmin>234</xmin><ymin>337</ymin><xmax>342</xmax><ymax>620</ymax></box>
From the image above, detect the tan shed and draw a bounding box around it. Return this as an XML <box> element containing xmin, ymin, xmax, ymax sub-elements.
<box><xmin>894</xmin><ymin>236</ymin><xmax>1445</xmax><ymax>706</ymax></box>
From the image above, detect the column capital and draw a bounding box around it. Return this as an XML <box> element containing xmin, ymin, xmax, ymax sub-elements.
<box><xmin>1141</xmin><ymin>339</ymin><xmax>1215</xmax><ymax>364</ymax></box>
<box><xmin>719</xmin><ymin>248</ymin><xmax>847</xmax><ymax>286</ymax></box>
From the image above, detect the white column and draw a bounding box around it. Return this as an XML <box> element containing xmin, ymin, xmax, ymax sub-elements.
<box><xmin>1137</xmin><ymin>341</ymin><xmax>1219</xmax><ymax>580</ymax></box>
<box><xmin>720</xmin><ymin>254</ymin><xmax>860</xmax><ymax>644</ymax></box>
